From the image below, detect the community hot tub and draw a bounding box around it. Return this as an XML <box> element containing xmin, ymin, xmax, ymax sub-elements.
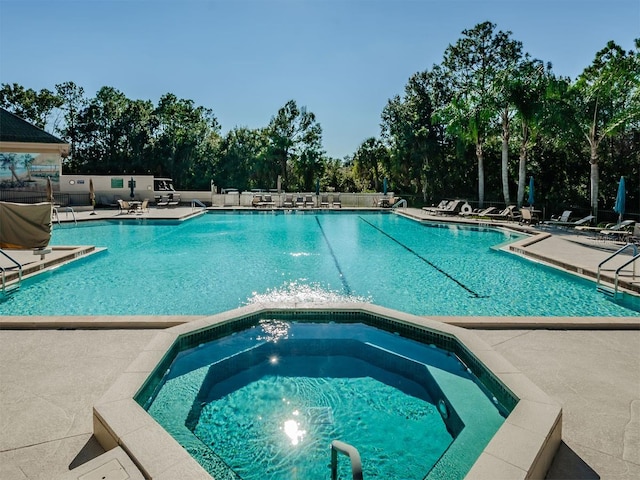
<box><xmin>93</xmin><ymin>304</ymin><xmax>562</xmax><ymax>479</ymax></box>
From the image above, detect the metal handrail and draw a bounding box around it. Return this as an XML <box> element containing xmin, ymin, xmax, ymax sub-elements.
<box><xmin>614</xmin><ymin>253</ymin><xmax>640</xmax><ymax>294</ymax></box>
<box><xmin>53</xmin><ymin>206</ymin><xmax>77</xmax><ymax>225</ymax></box>
<box><xmin>597</xmin><ymin>243</ymin><xmax>639</xmax><ymax>296</ymax></box>
<box><xmin>191</xmin><ymin>199</ymin><xmax>207</xmax><ymax>210</ymax></box>
<box><xmin>392</xmin><ymin>199</ymin><xmax>407</xmax><ymax>209</ymax></box>
<box><xmin>331</xmin><ymin>440</ymin><xmax>363</xmax><ymax>480</ymax></box>
<box><xmin>1</xmin><ymin>249</ymin><xmax>23</xmax><ymax>294</ymax></box>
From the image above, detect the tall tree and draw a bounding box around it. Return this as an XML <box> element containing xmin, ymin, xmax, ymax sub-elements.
<box><xmin>570</xmin><ymin>39</ymin><xmax>640</xmax><ymax>219</ymax></box>
<box><xmin>0</xmin><ymin>83</ymin><xmax>62</xmax><ymax>130</ymax></box>
<box><xmin>352</xmin><ymin>137</ymin><xmax>388</xmax><ymax>191</ymax></box>
<box><xmin>55</xmin><ymin>81</ymin><xmax>86</xmax><ymax>169</ymax></box>
<box><xmin>381</xmin><ymin>70</ymin><xmax>444</xmax><ymax>200</ymax></box>
<box><xmin>153</xmin><ymin>93</ymin><xmax>219</xmax><ymax>187</ymax></box>
<box><xmin>507</xmin><ymin>59</ymin><xmax>554</xmax><ymax>206</ymax></box>
<box><xmin>440</xmin><ymin>21</ymin><xmax>521</xmax><ymax>207</ymax></box>
<box><xmin>265</xmin><ymin>100</ymin><xmax>323</xmax><ymax>191</ymax></box>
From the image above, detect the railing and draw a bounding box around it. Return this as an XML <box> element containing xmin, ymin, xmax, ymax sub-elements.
<box><xmin>597</xmin><ymin>243</ymin><xmax>639</xmax><ymax>298</ymax></box>
<box><xmin>191</xmin><ymin>199</ymin><xmax>207</xmax><ymax>210</ymax></box>
<box><xmin>53</xmin><ymin>205</ymin><xmax>77</xmax><ymax>225</ymax></box>
<box><xmin>331</xmin><ymin>440</ymin><xmax>363</xmax><ymax>480</ymax></box>
<box><xmin>1</xmin><ymin>249</ymin><xmax>23</xmax><ymax>295</ymax></box>
<box><xmin>392</xmin><ymin>198</ymin><xmax>407</xmax><ymax>209</ymax></box>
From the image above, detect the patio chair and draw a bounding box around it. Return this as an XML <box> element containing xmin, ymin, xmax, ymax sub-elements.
<box><xmin>295</xmin><ymin>196</ymin><xmax>305</xmax><ymax>208</ymax></box>
<box><xmin>283</xmin><ymin>194</ymin><xmax>295</xmax><ymax>208</ymax></box>
<box><xmin>117</xmin><ymin>199</ymin><xmax>136</xmax><ymax>214</ymax></box>
<box><xmin>136</xmin><ymin>199</ymin><xmax>149</xmax><ymax>214</ymax></box>
<box><xmin>331</xmin><ymin>195</ymin><xmax>341</xmax><ymax>208</ymax></box>
<box><xmin>519</xmin><ymin>208</ymin><xmax>539</xmax><ymax>225</ymax></box>
<box><xmin>251</xmin><ymin>195</ymin><xmax>262</xmax><ymax>208</ymax></box>
<box><xmin>320</xmin><ymin>194</ymin><xmax>330</xmax><ymax>208</ymax></box>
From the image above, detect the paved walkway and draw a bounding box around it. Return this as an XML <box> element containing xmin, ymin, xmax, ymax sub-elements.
<box><xmin>0</xmin><ymin>206</ymin><xmax>638</xmax><ymax>479</ymax></box>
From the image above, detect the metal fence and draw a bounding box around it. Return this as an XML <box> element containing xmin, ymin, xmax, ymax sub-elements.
<box><xmin>0</xmin><ymin>190</ymin><xmax>90</xmax><ymax>207</ymax></box>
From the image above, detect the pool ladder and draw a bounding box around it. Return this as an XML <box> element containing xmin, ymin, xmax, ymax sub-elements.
<box><xmin>53</xmin><ymin>206</ymin><xmax>77</xmax><ymax>225</ymax></box>
<box><xmin>596</xmin><ymin>243</ymin><xmax>639</xmax><ymax>299</ymax></box>
<box><xmin>391</xmin><ymin>198</ymin><xmax>407</xmax><ymax>210</ymax></box>
<box><xmin>1</xmin><ymin>249</ymin><xmax>22</xmax><ymax>296</ymax></box>
<box><xmin>331</xmin><ymin>440</ymin><xmax>363</xmax><ymax>480</ymax></box>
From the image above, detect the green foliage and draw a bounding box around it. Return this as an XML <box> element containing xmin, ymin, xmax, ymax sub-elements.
<box><xmin>1</xmin><ymin>30</ymin><xmax>637</xmax><ymax>217</ymax></box>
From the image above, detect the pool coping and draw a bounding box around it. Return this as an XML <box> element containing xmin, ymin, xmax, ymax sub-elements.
<box><xmin>91</xmin><ymin>303</ymin><xmax>563</xmax><ymax>480</ymax></box>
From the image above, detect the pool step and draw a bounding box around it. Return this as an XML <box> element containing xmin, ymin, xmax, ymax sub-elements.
<box><xmin>597</xmin><ymin>285</ymin><xmax>621</xmax><ymax>299</ymax></box>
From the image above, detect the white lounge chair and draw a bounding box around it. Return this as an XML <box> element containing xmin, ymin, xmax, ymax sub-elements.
<box><xmin>547</xmin><ymin>210</ymin><xmax>572</xmax><ymax>223</ymax></box>
<box><xmin>283</xmin><ymin>194</ymin><xmax>294</xmax><ymax>208</ymax></box>
<box><xmin>550</xmin><ymin>215</ymin><xmax>594</xmax><ymax>228</ymax></box>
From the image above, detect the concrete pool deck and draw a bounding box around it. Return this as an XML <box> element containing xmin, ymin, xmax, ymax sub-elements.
<box><xmin>0</xmin><ymin>206</ymin><xmax>639</xmax><ymax>479</ymax></box>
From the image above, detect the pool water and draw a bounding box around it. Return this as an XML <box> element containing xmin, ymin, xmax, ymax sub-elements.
<box><xmin>143</xmin><ymin>321</ymin><xmax>506</xmax><ymax>479</ymax></box>
<box><xmin>2</xmin><ymin>211</ymin><xmax>638</xmax><ymax>316</ymax></box>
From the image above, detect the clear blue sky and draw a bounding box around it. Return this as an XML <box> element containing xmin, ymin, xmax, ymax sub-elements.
<box><xmin>1</xmin><ymin>0</ymin><xmax>638</xmax><ymax>159</ymax></box>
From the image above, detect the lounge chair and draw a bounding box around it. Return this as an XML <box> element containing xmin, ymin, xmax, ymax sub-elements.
<box><xmin>283</xmin><ymin>194</ymin><xmax>294</xmax><ymax>208</ymax></box>
<box><xmin>630</xmin><ymin>224</ymin><xmax>640</xmax><ymax>245</ymax></box>
<box><xmin>547</xmin><ymin>215</ymin><xmax>594</xmax><ymax>228</ymax></box>
<box><xmin>304</xmin><ymin>194</ymin><xmax>314</xmax><ymax>208</ymax></box>
<box><xmin>167</xmin><ymin>193</ymin><xmax>180</xmax><ymax>207</ymax></box>
<box><xmin>156</xmin><ymin>196</ymin><xmax>169</xmax><ymax>208</ymax></box>
<box><xmin>251</xmin><ymin>195</ymin><xmax>262</xmax><ymax>208</ymax></box>
<box><xmin>320</xmin><ymin>194</ymin><xmax>330</xmax><ymax>208</ymax></box>
<box><xmin>597</xmin><ymin>220</ymin><xmax>635</xmax><ymax>242</ymax></box>
<box><xmin>459</xmin><ymin>206</ymin><xmax>496</xmax><ymax>217</ymax></box>
<box><xmin>577</xmin><ymin>218</ymin><xmax>634</xmax><ymax>233</ymax></box>
<box><xmin>485</xmin><ymin>205</ymin><xmax>519</xmax><ymax>221</ymax></box>
<box><xmin>295</xmin><ymin>196</ymin><xmax>305</xmax><ymax>208</ymax></box>
<box><xmin>331</xmin><ymin>195</ymin><xmax>341</xmax><ymax>208</ymax></box>
<box><xmin>434</xmin><ymin>200</ymin><xmax>464</xmax><ymax>215</ymax></box>
<box><xmin>423</xmin><ymin>200</ymin><xmax>449</xmax><ymax>214</ymax></box>
<box><xmin>548</xmin><ymin>210</ymin><xmax>572</xmax><ymax>223</ymax></box>
<box><xmin>260</xmin><ymin>195</ymin><xmax>275</xmax><ymax>208</ymax></box>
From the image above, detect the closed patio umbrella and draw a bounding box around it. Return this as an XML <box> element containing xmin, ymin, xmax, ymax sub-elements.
<box><xmin>528</xmin><ymin>176</ymin><xmax>535</xmax><ymax>207</ymax></box>
<box><xmin>129</xmin><ymin>176</ymin><xmax>135</xmax><ymax>200</ymax></box>
<box><xmin>383</xmin><ymin>177</ymin><xmax>388</xmax><ymax>195</ymax></box>
<box><xmin>614</xmin><ymin>176</ymin><xmax>625</xmax><ymax>223</ymax></box>
<box><xmin>89</xmin><ymin>178</ymin><xmax>96</xmax><ymax>215</ymax></box>
<box><xmin>46</xmin><ymin>176</ymin><xmax>53</xmax><ymax>203</ymax></box>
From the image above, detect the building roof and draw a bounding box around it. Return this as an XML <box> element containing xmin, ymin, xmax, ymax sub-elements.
<box><xmin>0</xmin><ymin>107</ymin><xmax>69</xmax><ymax>155</ymax></box>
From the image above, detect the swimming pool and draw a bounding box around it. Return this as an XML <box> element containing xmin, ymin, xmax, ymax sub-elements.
<box><xmin>2</xmin><ymin>211</ymin><xmax>638</xmax><ymax>316</ymax></box>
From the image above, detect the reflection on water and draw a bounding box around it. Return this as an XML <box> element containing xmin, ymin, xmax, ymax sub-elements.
<box><xmin>246</xmin><ymin>280</ymin><xmax>371</xmax><ymax>305</ymax></box>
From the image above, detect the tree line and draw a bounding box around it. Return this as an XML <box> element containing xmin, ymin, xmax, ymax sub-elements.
<box><xmin>2</xmin><ymin>22</ymin><xmax>638</xmax><ymax>218</ymax></box>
